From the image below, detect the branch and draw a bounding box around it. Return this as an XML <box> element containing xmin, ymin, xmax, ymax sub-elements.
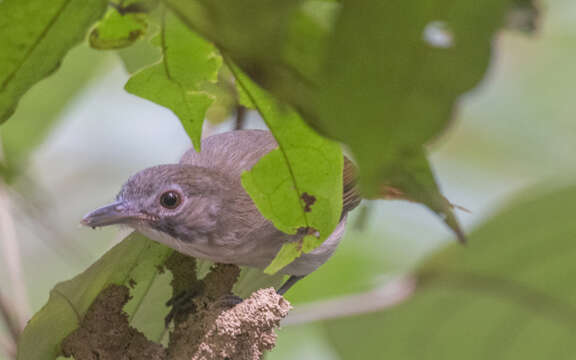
<box><xmin>234</xmin><ymin>105</ymin><xmax>247</xmax><ymax>130</ymax></box>
<box><xmin>0</xmin><ymin>290</ymin><xmax>19</xmax><ymax>355</ymax></box>
<box><xmin>0</xmin><ymin>154</ymin><xmax>30</xmax><ymax>331</ymax></box>
<box><xmin>62</xmin><ymin>257</ymin><xmax>291</xmax><ymax>360</ymax></box>
<box><xmin>0</xmin><ymin>334</ymin><xmax>16</xmax><ymax>360</ymax></box>
<box><xmin>283</xmin><ymin>276</ymin><xmax>416</xmax><ymax>326</ymax></box>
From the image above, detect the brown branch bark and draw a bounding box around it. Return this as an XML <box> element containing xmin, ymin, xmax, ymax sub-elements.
<box><xmin>61</xmin><ymin>255</ymin><xmax>291</xmax><ymax>360</ymax></box>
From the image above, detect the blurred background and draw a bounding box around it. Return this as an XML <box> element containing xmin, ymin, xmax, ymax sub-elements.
<box><xmin>1</xmin><ymin>0</ymin><xmax>576</xmax><ymax>358</ymax></box>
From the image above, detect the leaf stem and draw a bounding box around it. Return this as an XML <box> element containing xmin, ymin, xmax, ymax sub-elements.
<box><xmin>225</xmin><ymin>57</ymin><xmax>311</xmax><ymax>229</ymax></box>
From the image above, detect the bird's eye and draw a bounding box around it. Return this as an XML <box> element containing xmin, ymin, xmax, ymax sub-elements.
<box><xmin>159</xmin><ymin>191</ymin><xmax>182</xmax><ymax>209</ymax></box>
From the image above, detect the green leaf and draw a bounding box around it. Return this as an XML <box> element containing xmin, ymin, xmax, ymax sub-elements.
<box><xmin>233</xmin><ymin>65</ymin><xmax>343</xmax><ymax>274</ymax></box>
<box><xmin>17</xmin><ymin>233</ymin><xmax>172</xmax><ymax>360</ymax></box>
<box><xmin>317</xmin><ymin>0</ymin><xmax>509</xmax><ymax>193</ymax></box>
<box><xmin>162</xmin><ymin>0</ymin><xmax>318</xmax><ymax>115</ymax></box>
<box><xmin>373</xmin><ymin>149</ymin><xmax>465</xmax><ymax>242</ymax></box>
<box><xmin>116</xmin><ymin>36</ymin><xmax>162</xmax><ymax>74</ymax></box>
<box><xmin>125</xmin><ymin>11</ymin><xmax>221</xmax><ymax>150</ymax></box>
<box><xmin>0</xmin><ymin>0</ymin><xmax>108</xmax><ymax>124</ymax></box>
<box><xmin>164</xmin><ymin>0</ymin><xmax>517</xmax><ymax>239</ymax></box>
<box><xmin>163</xmin><ymin>0</ymin><xmax>304</xmax><ymax>64</ymax></box>
<box><xmin>324</xmin><ymin>184</ymin><xmax>576</xmax><ymax>359</ymax></box>
<box><xmin>89</xmin><ymin>8</ymin><xmax>148</xmax><ymax>50</ymax></box>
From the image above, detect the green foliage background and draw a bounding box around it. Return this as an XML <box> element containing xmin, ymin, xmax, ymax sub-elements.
<box><xmin>1</xmin><ymin>0</ymin><xmax>576</xmax><ymax>359</ymax></box>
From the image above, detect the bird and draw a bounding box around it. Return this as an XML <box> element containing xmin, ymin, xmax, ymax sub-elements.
<box><xmin>82</xmin><ymin>129</ymin><xmax>361</xmax><ymax>295</ymax></box>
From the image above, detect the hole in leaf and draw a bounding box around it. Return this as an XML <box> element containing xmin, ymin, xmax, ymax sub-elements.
<box><xmin>423</xmin><ymin>21</ymin><xmax>454</xmax><ymax>48</ymax></box>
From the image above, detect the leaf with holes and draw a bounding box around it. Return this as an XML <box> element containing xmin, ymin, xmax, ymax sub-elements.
<box><xmin>164</xmin><ymin>0</ymin><xmax>520</xmax><ymax>241</ymax></box>
<box><xmin>324</xmin><ymin>184</ymin><xmax>576</xmax><ymax>359</ymax></box>
<box><xmin>125</xmin><ymin>11</ymin><xmax>221</xmax><ymax>150</ymax></box>
<box><xmin>0</xmin><ymin>0</ymin><xmax>107</xmax><ymax>124</ymax></box>
<box><xmin>234</xmin><ymin>66</ymin><xmax>343</xmax><ymax>274</ymax></box>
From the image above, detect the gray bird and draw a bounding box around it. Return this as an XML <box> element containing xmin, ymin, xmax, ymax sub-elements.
<box><xmin>82</xmin><ymin>130</ymin><xmax>361</xmax><ymax>294</ymax></box>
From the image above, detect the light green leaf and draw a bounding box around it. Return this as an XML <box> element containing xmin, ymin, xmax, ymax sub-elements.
<box><xmin>17</xmin><ymin>233</ymin><xmax>172</xmax><ymax>360</ymax></box>
<box><xmin>125</xmin><ymin>11</ymin><xmax>221</xmax><ymax>150</ymax></box>
<box><xmin>162</xmin><ymin>0</ymin><xmax>318</xmax><ymax>115</ymax></box>
<box><xmin>324</xmin><ymin>184</ymin><xmax>576</xmax><ymax>359</ymax></box>
<box><xmin>0</xmin><ymin>0</ymin><xmax>107</xmax><ymax>124</ymax></box>
<box><xmin>89</xmin><ymin>8</ymin><xmax>148</xmax><ymax>50</ymax></box>
<box><xmin>117</xmin><ymin>36</ymin><xmax>162</xmax><ymax>74</ymax></box>
<box><xmin>233</xmin><ymin>66</ymin><xmax>343</xmax><ymax>274</ymax></box>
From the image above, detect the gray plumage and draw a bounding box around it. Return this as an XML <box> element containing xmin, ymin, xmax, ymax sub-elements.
<box><xmin>83</xmin><ymin>130</ymin><xmax>360</xmax><ymax>280</ymax></box>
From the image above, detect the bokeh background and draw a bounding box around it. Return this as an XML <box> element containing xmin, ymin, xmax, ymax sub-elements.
<box><xmin>1</xmin><ymin>0</ymin><xmax>576</xmax><ymax>358</ymax></box>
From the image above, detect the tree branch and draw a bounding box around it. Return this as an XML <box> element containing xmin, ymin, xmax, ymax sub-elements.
<box><xmin>283</xmin><ymin>276</ymin><xmax>416</xmax><ymax>326</ymax></box>
<box><xmin>62</xmin><ymin>257</ymin><xmax>291</xmax><ymax>360</ymax></box>
<box><xmin>234</xmin><ymin>105</ymin><xmax>247</xmax><ymax>130</ymax></box>
<box><xmin>0</xmin><ymin>290</ymin><xmax>19</xmax><ymax>354</ymax></box>
<box><xmin>0</xmin><ymin>139</ymin><xmax>30</xmax><ymax>331</ymax></box>
<box><xmin>0</xmin><ymin>333</ymin><xmax>16</xmax><ymax>360</ymax></box>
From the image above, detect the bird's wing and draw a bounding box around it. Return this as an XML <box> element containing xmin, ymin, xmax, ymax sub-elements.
<box><xmin>181</xmin><ymin>129</ymin><xmax>361</xmax><ymax>216</ymax></box>
<box><xmin>342</xmin><ymin>156</ymin><xmax>362</xmax><ymax>216</ymax></box>
<box><xmin>180</xmin><ymin>129</ymin><xmax>277</xmax><ymax>176</ymax></box>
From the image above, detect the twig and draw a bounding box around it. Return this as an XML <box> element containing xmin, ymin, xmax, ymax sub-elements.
<box><xmin>0</xmin><ymin>333</ymin><xmax>16</xmax><ymax>360</ymax></box>
<box><xmin>234</xmin><ymin>105</ymin><xmax>247</xmax><ymax>130</ymax></box>
<box><xmin>0</xmin><ymin>139</ymin><xmax>30</xmax><ymax>330</ymax></box>
<box><xmin>8</xmin><ymin>185</ymin><xmax>92</xmax><ymax>266</ymax></box>
<box><xmin>282</xmin><ymin>276</ymin><xmax>416</xmax><ymax>326</ymax></box>
<box><xmin>0</xmin><ymin>290</ymin><xmax>20</xmax><ymax>352</ymax></box>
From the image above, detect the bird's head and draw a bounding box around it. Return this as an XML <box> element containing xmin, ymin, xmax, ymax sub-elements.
<box><xmin>82</xmin><ymin>164</ymin><xmax>235</xmax><ymax>242</ymax></box>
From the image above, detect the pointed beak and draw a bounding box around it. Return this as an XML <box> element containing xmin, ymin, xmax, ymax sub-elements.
<box><xmin>81</xmin><ymin>201</ymin><xmax>135</xmax><ymax>228</ymax></box>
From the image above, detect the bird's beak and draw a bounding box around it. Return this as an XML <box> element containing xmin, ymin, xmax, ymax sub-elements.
<box><xmin>81</xmin><ymin>201</ymin><xmax>135</xmax><ymax>228</ymax></box>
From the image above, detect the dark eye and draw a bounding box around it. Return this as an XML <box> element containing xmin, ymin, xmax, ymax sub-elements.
<box><xmin>159</xmin><ymin>191</ymin><xmax>182</xmax><ymax>209</ymax></box>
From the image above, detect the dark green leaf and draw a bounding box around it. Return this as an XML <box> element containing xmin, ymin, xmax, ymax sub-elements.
<box><xmin>324</xmin><ymin>184</ymin><xmax>576</xmax><ymax>359</ymax></box>
<box><xmin>17</xmin><ymin>233</ymin><xmax>172</xmax><ymax>360</ymax></box>
<box><xmin>373</xmin><ymin>149</ymin><xmax>465</xmax><ymax>242</ymax></box>
<box><xmin>89</xmin><ymin>8</ymin><xmax>148</xmax><ymax>50</ymax></box>
<box><xmin>125</xmin><ymin>11</ymin><xmax>221</xmax><ymax>150</ymax></box>
<box><xmin>163</xmin><ymin>0</ymin><xmax>478</xmax><ymax>238</ymax></box>
<box><xmin>317</xmin><ymin>0</ymin><xmax>508</xmax><ymax>194</ymax></box>
<box><xmin>162</xmin><ymin>0</ymin><xmax>319</xmax><ymax>117</ymax></box>
<box><xmin>0</xmin><ymin>0</ymin><xmax>107</xmax><ymax>124</ymax></box>
<box><xmin>233</xmin><ymin>66</ymin><xmax>343</xmax><ymax>274</ymax></box>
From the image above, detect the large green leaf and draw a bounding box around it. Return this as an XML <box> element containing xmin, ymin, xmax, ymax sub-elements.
<box><xmin>0</xmin><ymin>0</ymin><xmax>107</xmax><ymax>124</ymax></box>
<box><xmin>125</xmin><ymin>11</ymin><xmax>221</xmax><ymax>150</ymax></box>
<box><xmin>162</xmin><ymin>0</ymin><xmax>521</xmax><ymax>238</ymax></box>
<box><xmin>324</xmin><ymin>184</ymin><xmax>576</xmax><ymax>359</ymax></box>
<box><xmin>233</xmin><ymin>66</ymin><xmax>343</xmax><ymax>274</ymax></box>
<box><xmin>17</xmin><ymin>233</ymin><xmax>172</xmax><ymax>360</ymax></box>
<box><xmin>317</xmin><ymin>0</ymin><xmax>509</xmax><ymax>193</ymax></box>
